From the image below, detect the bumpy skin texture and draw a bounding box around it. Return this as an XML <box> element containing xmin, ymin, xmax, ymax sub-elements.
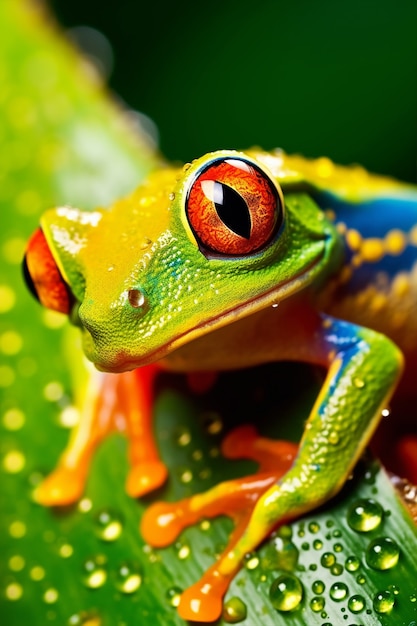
<box><xmin>24</xmin><ymin>150</ymin><xmax>416</xmax><ymax>622</ymax></box>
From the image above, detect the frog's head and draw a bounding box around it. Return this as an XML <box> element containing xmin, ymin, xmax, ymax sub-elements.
<box><xmin>23</xmin><ymin>150</ymin><xmax>341</xmax><ymax>372</ymax></box>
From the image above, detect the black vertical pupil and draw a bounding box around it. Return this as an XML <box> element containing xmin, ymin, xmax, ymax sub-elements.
<box><xmin>213</xmin><ymin>181</ymin><xmax>251</xmax><ymax>239</ymax></box>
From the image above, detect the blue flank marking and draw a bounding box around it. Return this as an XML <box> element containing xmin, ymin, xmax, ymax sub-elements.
<box><xmin>314</xmin><ymin>189</ymin><xmax>417</xmax><ymax>240</ymax></box>
<box><xmin>314</xmin><ymin>189</ymin><xmax>417</xmax><ymax>292</ymax></box>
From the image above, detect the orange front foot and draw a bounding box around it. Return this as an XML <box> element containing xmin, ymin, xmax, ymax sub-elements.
<box><xmin>125</xmin><ymin>460</ymin><xmax>168</xmax><ymax>498</ymax></box>
<box><xmin>34</xmin><ymin>466</ymin><xmax>86</xmax><ymax>506</ymax></box>
<box><xmin>141</xmin><ymin>426</ymin><xmax>298</xmax><ymax>622</ymax></box>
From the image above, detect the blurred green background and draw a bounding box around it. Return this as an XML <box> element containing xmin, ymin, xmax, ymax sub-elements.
<box><xmin>49</xmin><ymin>0</ymin><xmax>417</xmax><ymax>181</ymax></box>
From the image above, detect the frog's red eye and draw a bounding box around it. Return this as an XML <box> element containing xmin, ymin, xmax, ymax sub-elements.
<box><xmin>23</xmin><ymin>228</ymin><xmax>73</xmax><ymax>314</ymax></box>
<box><xmin>185</xmin><ymin>157</ymin><xmax>283</xmax><ymax>256</ymax></box>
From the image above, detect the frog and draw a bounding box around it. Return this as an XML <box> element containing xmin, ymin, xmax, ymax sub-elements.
<box><xmin>23</xmin><ymin>149</ymin><xmax>417</xmax><ymax>622</ymax></box>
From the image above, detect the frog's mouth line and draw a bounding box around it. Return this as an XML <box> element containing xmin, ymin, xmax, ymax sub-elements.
<box><xmin>90</xmin><ymin>238</ymin><xmax>329</xmax><ymax>374</ymax></box>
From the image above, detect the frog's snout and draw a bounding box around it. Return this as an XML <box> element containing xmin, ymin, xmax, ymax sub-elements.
<box><xmin>23</xmin><ymin>227</ymin><xmax>74</xmax><ymax>314</ymax></box>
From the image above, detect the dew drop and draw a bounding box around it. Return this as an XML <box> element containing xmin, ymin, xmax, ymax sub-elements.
<box><xmin>348</xmin><ymin>594</ymin><xmax>365</xmax><ymax>613</ymax></box>
<box><xmin>114</xmin><ymin>561</ymin><xmax>142</xmax><ymax>594</ymax></box>
<box><xmin>82</xmin><ymin>556</ymin><xmax>107</xmax><ymax>589</ymax></box>
<box><xmin>310</xmin><ymin>596</ymin><xmax>325</xmax><ymax>612</ymax></box>
<box><xmin>312</xmin><ymin>580</ymin><xmax>325</xmax><ymax>594</ymax></box>
<box><xmin>347</xmin><ymin>499</ymin><xmax>383</xmax><ymax>532</ymax></box>
<box><xmin>175</xmin><ymin>542</ymin><xmax>190</xmax><ymax>560</ymax></box>
<box><xmin>67</xmin><ymin>610</ymin><xmax>101</xmax><ymax>625</ymax></box>
<box><xmin>314</xmin><ymin>539</ymin><xmax>323</xmax><ymax>550</ymax></box>
<box><xmin>269</xmin><ymin>573</ymin><xmax>303</xmax><ymax>612</ymax></box>
<box><xmin>373</xmin><ymin>590</ymin><xmax>395</xmax><ymax>614</ymax></box>
<box><xmin>5</xmin><ymin>582</ymin><xmax>23</xmax><ymax>600</ymax></box>
<box><xmin>321</xmin><ymin>552</ymin><xmax>335</xmax><ymax>568</ymax></box>
<box><xmin>223</xmin><ymin>596</ymin><xmax>247</xmax><ymax>623</ymax></box>
<box><xmin>166</xmin><ymin>586</ymin><xmax>182</xmax><ymax>607</ymax></box>
<box><xmin>345</xmin><ymin>556</ymin><xmax>360</xmax><ymax>572</ymax></box>
<box><xmin>201</xmin><ymin>411</ymin><xmax>223</xmax><ymax>435</ymax></box>
<box><xmin>334</xmin><ymin>543</ymin><xmax>343</xmax><ymax>553</ymax></box>
<box><xmin>94</xmin><ymin>510</ymin><xmax>123</xmax><ymax>542</ymax></box>
<box><xmin>329</xmin><ymin>582</ymin><xmax>348</xmax><ymax>601</ymax></box>
<box><xmin>365</xmin><ymin>537</ymin><xmax>400</xmax><ymax>570</ymax></box>
<box><xmin>330</xmin><ymin>563</ymin><xmax>343</xmax><ymax>576</ymax></box>
<box><xmin>43</xmin><ymin>588</ymin><xmax>59</xmax><ymax>604</ymax></box>
<box><xmin>3</xmin><ymin>450</ymin><xmax>26</xmax><ymax>473</ymax></box>
<box><xmin>309</xmin><ymin>521</ymin><xmax>320</xmax><ymax>533</ymax></box>
<box><xmin>244</xmin><ymin>552</ymin><xmax>259</xmax><ymax>570</ymax></box>
<box><xmin>2</xmin><ymin>408</ymin><xmax>25</xmax><ymax>431</ymax></box>
<box><xmin>356</xmin><ymin>574</ymin><xmax>366</xmax><ymax>585</ymax></box>
<box><xmin>175</xmin><ymin>427</ymin><xmax>191</xmax><ymax>446</ymax></box>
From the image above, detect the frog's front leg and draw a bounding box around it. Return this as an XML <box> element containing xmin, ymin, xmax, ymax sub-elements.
<box><xmin>142</xmin><ymin>315</ymin><xmax>403</xmax><ymax>623</ymax></box>
<box><xmin>35</xmin><ymin>364</ymin><xmax>167</xmax><ymax>506</ymax></box>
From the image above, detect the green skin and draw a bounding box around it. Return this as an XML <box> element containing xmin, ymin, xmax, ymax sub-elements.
<box><xmin>35</xmin><ymin>149</ymin><xmax>404</xmax><ymax>620</ymax></box>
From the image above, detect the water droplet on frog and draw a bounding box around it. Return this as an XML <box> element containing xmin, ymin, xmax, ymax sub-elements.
<box><xmin>166</xmin><ymin>586</ymin><xmax>182</xmax><ymax>607</ymax></box>
<box><xmin>128</xmin><ymin>289</ymin><xmax>146</xmax><ymax>309</ymax></box>
<box><xmin>356</xmin><ymin>574</ymin><xmax>366</xmax><ymax>585</ymax></box>
<box><xmin>365</xmin><ymin>537</ymin><xmax>400</xmax><ymax>570</ymax></box>
<box><xmin>140</xmin><ymin>237</ymin><xmax>152</xmax><ymax>250</ymax></box>
<box><xmin>348</xmin><ymin>594</ymin><xmax>365</xmax><ymax>613</ymax></box>
<box><xmin>329</xmin><ymin>582</ymin><xmax>348</xmax><ymax>601</ymax></box>
<box><xmin>301</xmin><ymin>542</ymin><xmax>310</xmax><ymax>551</ymax></box>
<box><xmin>410</xmin><ymin>593</ymin><xmax>417</xmax><ymax>603</ymax></box>
<box><xmin>388</xmin><ymin>584</ymin><xmax>400</xmax><ymax>595</ymax></box>
<box><xmin>94</xmin><ymin>509</ymin><xmax>123</xmax><ymax>542</ymax></box>
<box><xmin>310</xmin><ymin>596</ymin><xmax>325</xmax><ymax>612</ymax></box>
<box><xmin>222</xmin><ymin>596</ymin><xmax>248</xmax><ymax>623</ymax></box>
<box><xmin>244</xmin><ymin>552</ymin><xmax>259</xmax><ymax>570</ymax></box>
<box><xmin>334</xmin><ymin>543</ymin><xmax>343</xmax><ymax>553</ymax></box>
<box><xmin>328</xmin><ymin>431</ymin><xmax>339</xmax><ymax>445</ymax></box>
<box><xmin>373</xmin><ymin>589</ymin><xmax>395</xmax><ymax>614</ymax></box>
<box><xmin>114</xmin><ymin>561</ymin><xmax>142</xmax><ymax>594</ymax></box>
<box><xmin>313</xmin><ymin>539</ymin><xmax>323</xmax><ymax>550</ymax></box>
<box><xmin>269</xmin><ymin>573</ymin><xmax>303</xmax><ymax>612</ymax></box>
<box><xmin>321</xmin><ymin>552</ymin><xmax>335</xmax><ymax>568</ymax></box>
<box><xmin>82</xmin><ymin>556</ymin><xmax>107</xmax><ymax>589</ymax></box>
<box><xmin>312</xmin><ymin>580</ymin><xmax>325</xmax><ymax>594</ymax></box>
<box><xmin>345</xmin><ymin>556</ymin><xmax>360</xmax><ymax>572</ymax></box>
<box><xmin>347</xmin><ymin>498</ymin><xmax>383</xmax><ymax>532</ymax></box>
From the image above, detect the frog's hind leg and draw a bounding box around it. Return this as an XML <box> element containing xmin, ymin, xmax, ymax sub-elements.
<box><xmin>141</xmin><ymin>425</ymin><xmax>298</xmax><ymax>622</ymax></box>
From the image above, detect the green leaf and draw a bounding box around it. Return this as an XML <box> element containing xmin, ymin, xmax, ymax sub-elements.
<box><xmin>0</xmin><ymin>2</ymin><xmax>416</xmax><ymax>625</ymax></box>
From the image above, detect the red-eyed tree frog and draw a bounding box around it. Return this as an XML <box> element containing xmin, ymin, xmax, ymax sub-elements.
<box><xmin>23</xmin><ymin>149</ymin><xmax>417</xmax><ymax>622</ymax></box>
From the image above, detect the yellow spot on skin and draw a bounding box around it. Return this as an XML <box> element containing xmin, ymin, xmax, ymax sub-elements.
<box><xmin>369</xmin><ymin>293</ymin><xmax>388</xmax><ymax>313</ymax></box>
<box><xmin>360</xmin><ymin>238</ymin><xmax>385</xmax><ymax>263</ymax></box>
<box><xmin>410</xmin><ymin>225</ymin><xmax>417</xmax><ymax>245</ymax></box>
<box><xmin>346</xmin><ymin>229</ymin><xmax>362</xmax><ymax>251</ymax></box>
<box><xmin>385</xmin><ymin>229</ymin><xmax>407</xmax><ymax>255</ymax></box>
<box><xmin>3</xmin><ymin>450</ymin><xmax>26</xmax><ymax>473</ymax></box>
<box><xmin>0</xmin><ymin>285</ymin><xmax>16</xmax><ymax>312</ymax></box>
<box><xmin>392</xmin><ymin>273</ymin><xmax>410</xmax><ymax>297</ymax></box>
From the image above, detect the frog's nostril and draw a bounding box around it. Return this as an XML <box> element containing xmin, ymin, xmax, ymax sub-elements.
<box><xmin>128</xmin><ymin>288</ymin><xmax>147</xmax><ymax>309</ymax></box>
